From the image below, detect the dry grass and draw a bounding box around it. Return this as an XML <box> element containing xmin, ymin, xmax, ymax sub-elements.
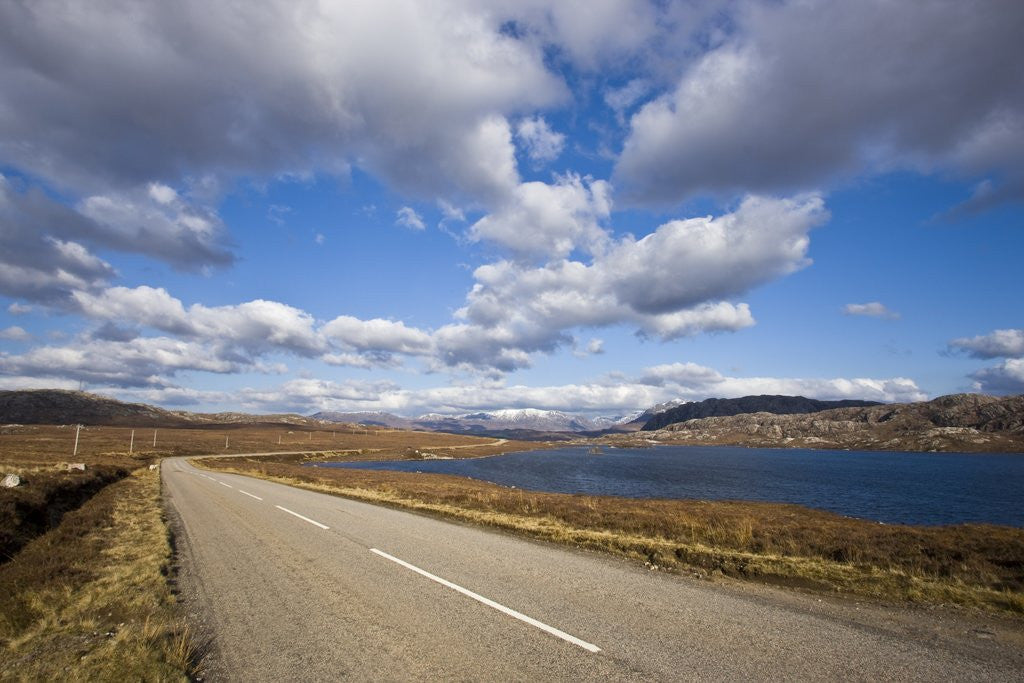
<box><xmin>201</xmin><ymin>457</ymin><xmax>1024</xmax><ymax>615</ymax></box>
<box><xmin>0</xmin><ymin>423</ymin><xmax>543</xmax><ymax>462</ymax></box>
<box><xmin>0</xmin><ymin>466</ymin><xmax>193</xmax><ymax>681</ymax></box>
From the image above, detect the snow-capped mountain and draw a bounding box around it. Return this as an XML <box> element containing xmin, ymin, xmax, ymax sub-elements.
<box><xmin>415</xmin><ymin>408</ymin><xmax>596</xmax><ymax>432</ymax></box>
<box><xmin>312</xmin><ymin>404</ymin><xmax>677</xmax><ymax>434</ymax></box>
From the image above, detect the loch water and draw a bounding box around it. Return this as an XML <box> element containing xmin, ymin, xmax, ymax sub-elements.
<box><xmin>317</xmin><ymin>445</ymin><xmax>1024</xmax><ymax>527</ymax></box>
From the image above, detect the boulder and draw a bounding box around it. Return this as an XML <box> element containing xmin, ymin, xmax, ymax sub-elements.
<box><xmin>2</xmin><ymin>473</ymin><xmax>21</xmax><ymax>488</ymax></box>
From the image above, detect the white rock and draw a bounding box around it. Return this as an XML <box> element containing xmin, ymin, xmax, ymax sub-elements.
<box><xmin>67</xmin><ymin>463</ymin><xmax>86</xmax><ymax>471</ymax></box>
<box><xmin>2</xmin><ymin>473</ymin><xmax>21</xmax><ymax>488</ymax></box>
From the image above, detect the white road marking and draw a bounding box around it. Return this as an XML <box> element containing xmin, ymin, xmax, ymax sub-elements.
<box><xmin>238</xmin><ymin>490</ymin><xmax>263</xmax><ymax>501</ymax></box>
<box><xmin>369</xmin><ymin>548</ymin><xmax>601</xmax><ymax>653</ymax></box>
<box><xmin>275</xmin><ymin>505</ymin><xmax>330</xmax><ymax>529</ymax></box>
<box><xmin>218</xmin><ymin>481</ymin><xmax>233</xmax><ymax>489</ymax></box>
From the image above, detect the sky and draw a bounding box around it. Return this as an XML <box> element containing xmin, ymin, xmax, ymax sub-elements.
<box><xmin>0</xmin><ymin>0</ymin><xmax>1022</xmax><ymax>418</ymax></box>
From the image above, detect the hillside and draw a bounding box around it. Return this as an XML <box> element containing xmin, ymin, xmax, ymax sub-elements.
<box><xmin>0</xmin><ymin>390</ymin><xmax>325</xmax><ymax>428</ymax></box>
<box><xmin>614</xmin><ymin>393</ymin><xmax>1024</xmax><ymax>453</ymax></box>
<box><xmin>641</xmin><ymin>395</ymin><xmax>883</xmax><ymax>431</ymax></box>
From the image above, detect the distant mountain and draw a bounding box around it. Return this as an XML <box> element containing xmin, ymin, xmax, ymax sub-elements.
<box><xmin>316</xmin><ymin>408</ymin><xmax>603</xmax><ymax>433</ymax></box>
<box><xmin>310</xmin><ymin>411</ymin><xmax>415</xmax><ymax>429</ymax></box>
<box><xmin>0</xmin><ymin>389</ymin><xmax>325</xmax><ymax>428</ymax></box>
<box><xmin>613</xmin><ymin>393</ymin><xmax>1024</xmax><ymax>453</ymax></box>
<box><xmin>624</xmin><ymin>398</ymin><xmax>690</xmax><ymax>428</ymax></box>
<box><xmin>641</xmin><ymin>395</ymin><xmax>883</xmax><ymax>431</ymax></box>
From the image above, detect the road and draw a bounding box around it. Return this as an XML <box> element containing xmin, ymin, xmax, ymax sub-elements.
<box><xmin>163</xmin><ymin>457</ymin><xmax>1023</xmax><ymax>681</ymax></box>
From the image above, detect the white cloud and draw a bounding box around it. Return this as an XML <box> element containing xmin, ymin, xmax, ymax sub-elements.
<box><xmin>396</xmin><ymin>207</ymin><xmax>426</xmax><ymax>231</ymax></box>
<box><xmin>321</xmin><ymin>352</ymin><xmax>401</xmax><ymax>370</ymax></box>
<box><xmin>0</xmin><ymin>336</ymin><xmax>247</xmax><ymax>387</ymax></box>
<box><xmin>615</xmin><ymin>0</ymin><xmax>1024</xmax><ymax>206</ymax></box>
<box><xmin>949</xmin><ymin>329</ymin><xmax>1024</xmax><ymax>359</ymax></box>
<box><xmin>970</xmin><ymin>359</ymin><xmax>1024</xmax><ymax>395</ymax></box>
<box><xmin>445</xmin><ymin>194</ymin><xmax>825</xmax><ymax>370</ymax></box>
<box><xmin>322</xmin><ymin>315</ymin><xmax>433</xmax><ymax>355</ymax></box>
<box><xmin>314</xmin><ymin>233</ymin><xmax>325</xmax><ymax>245</ymax></box>
<box><xmin>469</xmin><ymin>173</ymin><xmax>612</xmax><ymax>259</ymax></box>
<box><xmin>604</xmin><ymin>78</ymin><xmax>650</xmax><ymax>121</ymax></box>
<box><xmin>71</xmin><ymin>286</ymin><xmax>325</xmax><ymax>356</ymax></box>
<box><xmin>147</xmin><ymin>182</ymin><xmax>178</xmax><ymax>205</ymax></box>
<box><xmin>0</xmin><ymin>376</ymin><xmax>79</xmax><ymax>391</ymax></box>
<box><xmin>7</xmin><ymin>303</ymin><xmax>32</xmax><ymax>315</ymax></box>
<box><xmin>637</xmin><ymin>361</ymin><xmax>926</xmax><ymax>404</ymax></box>
<box><xmin>77</xmin><ymin>186</ymin><xmax>232</xmax><ymax>270</ymax></box>
<box><xmin>843</xmin><ymin>302</ymin><xmax>900</xmax><ymax>320</ymax></box>
<box><xmin>0</xmin><ymin>326</ymin><xmax>31</xmax><ymax>341</ymax></box>
<box><xmin>0</xmin><ymin>1</ymin><xmax>566</xmax><ymax>204</ymax></box>
<box><xmin>515</xmin><ymin>116</ymin><xmax>565</xmax><ymax>163</ymax></box>
<box><xmin>0</xmin><ymin>174</ymin><xmax>230</xmax><ymax>304</ymax></box>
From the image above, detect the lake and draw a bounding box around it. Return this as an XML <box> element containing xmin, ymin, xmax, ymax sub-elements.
<box><xmin>317</xmin><ymin>445</ymin><xmax>1024</xmax><ymax>527</ymax></box>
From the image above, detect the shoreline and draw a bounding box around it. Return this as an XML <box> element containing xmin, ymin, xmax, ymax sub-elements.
<box><xmin>305</xmin><ymin>445</ymin><xmax>1024</xmax><ymax>529</ymax></box>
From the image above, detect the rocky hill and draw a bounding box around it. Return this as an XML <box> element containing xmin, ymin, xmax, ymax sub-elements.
<box><xmin>0</xmin><ymin>389</ymin><xmax>325</xmax><ymax>428</ymax></box>
<box><xmin>641</xmin><ymin>395</ymin><xmax>883</xmax><ymax>431</ymax></box>
<box><xmin>610</xmin><ymin>394</ymin><xmax>1024</xmax><ymax>453</ymax></box>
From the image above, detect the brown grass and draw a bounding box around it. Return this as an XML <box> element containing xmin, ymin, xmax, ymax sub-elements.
<box><xmin>0</xmin><ymin>465</ymin><xmax>129</xmax><ymax>562</ymax></box>
<box><xmin>0</xmin><ymin>423</ymin><xmax>544</xmax><ymax>461</ymax></box>
<box><xmin>0</xmin><ymin>466</ymin><xmax>193</xmax><ymax>681</ymax></box>
<box><xmin>201</xmin><ymin>456</ymin><xmax>1024</xmax><ymax>615</ymax></box>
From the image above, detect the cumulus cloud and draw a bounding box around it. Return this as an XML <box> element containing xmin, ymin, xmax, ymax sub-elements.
<box><xmin>321</xmin><ymin>316</ymin><xmax>433</xmax><ymax>356</ymax></box>
<box><xmin>616</xmin><ymin>0</ymin><xmax>1024</xmax><ymax>206</ymax></box>
<box><xmin>843</xmin><ymin>302</ymin><xmax>900</xmax><ymax>320</ymax></box>
<box><xmin>445</xmin><ymin>194</ymin><xmax>825</xmax><ymax>370</ymax></box>
<box><xmin>77</xmin><ymin>185</ymin><xmax>233</xmax><ymax>270</ymax></box>
<box><xmin>970</xmin><ymin>359</ymin><xmax>1024</xmax><ymax>395</ymax></box>
<box><xmin>637</xmin><ymin>361</ymin><xmax>927</xmax><ymax>403</ymax></box>
<box><xmin>396</xmin><ymin>207</ymin><xmax>426</xmax><ymax>231</ymax></box>
<box><xmin>0</xmin><ymin>326</ymin><xmax>31</xmax><ymax>341</ymax></box>
<box><xmin>74</xmin><ymin>287</ymin><xmax>327</xmax><ymax>356</ymax></box>
<box><xmin>949</xmin><ymin>329</ymin><xmax>1024</xmax><ymax>359</ymax></box>
<box><xmin>0</xmin><ymin>1</ymin><xmax>565</xmax><ymax>204</ymax></box>
<box><xmin>469</xmin><ymin>173</ymin><xmax>612</xmax><ymax>259</ymax></box>
<box><xmin>0</xmin><ymin>175</ymin><xmax>116</xmax><ymax>303</ymax></box>
<box><xmin>515</xmin><ymin>116</ymin><xmax>565</xmax><ymax>163</ymax></box>
<box><xmin>0</xmin><ymin>336</ymin><xmax>247</xmax><ymax>387</ymax></box>
<box><xmin>0</xmin><ymin>174</ymin><xmax>234</xmax><ymax>304</ymax></box>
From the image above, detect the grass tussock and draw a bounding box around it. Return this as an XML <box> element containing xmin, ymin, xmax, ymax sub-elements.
<box><xmin>0</xmin><ymin>465</ymin><xmax>129</xmax><ymax>563</ymax></box>
<box><xmin>0</xmin><ymin>466</ymin><xmax>194</xmax><ymax>681</ymax></box>
<box><xmin>202</xmin><ymin>457</ymin><xmax>1024</xmax><ymax>615</ymax></box>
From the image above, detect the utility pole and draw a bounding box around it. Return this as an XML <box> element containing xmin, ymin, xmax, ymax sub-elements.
<box><xmin>73</xmin><ymin>424</ymin><xmax>81</xmax><ymax>456</ymax></box>
<box><xmin>225</xmin><ymin>435</ymin><xmax>229</xmax><ymax>449</ymax></box>
<box><xmin>153</xmin><ymin>429</ymin><xmax>158</xmax><ymax>448</ymax></box>
<box><xmin>130</xmin><ymin>429</ymin><xmax>135</xmax><ymax>454</ymax></box>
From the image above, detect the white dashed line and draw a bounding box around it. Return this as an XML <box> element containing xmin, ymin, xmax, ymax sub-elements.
<box><xmin>275</xmin><ymin>505</ymin><xmax>330</xmax><ymax>529</ymax></box>
<box><xmin>218</xmin><ymin>481</ymin><xmax>233</xmax><ymax>489</ymax></box>
<box><xmin>239</xmin><ymin>490</ymin><xmax>263</xmax><ymax>501</ymax></box>
<box><xmin>369</xmin><ymin>548</ymin><xmax>601</xmax><ymax>653</ymax></box>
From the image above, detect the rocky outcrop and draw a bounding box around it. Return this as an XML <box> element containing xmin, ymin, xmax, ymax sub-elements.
<box><xmin>641</xmin><ymin>395</ymin><xmax>882</xmax><ymax>431</ymax></box>
<box><xmin>606</xmin><ymin>394</ymin><xmax>1024</xmax><ymax>453</ymax></box>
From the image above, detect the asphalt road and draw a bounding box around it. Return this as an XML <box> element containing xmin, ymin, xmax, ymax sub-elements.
<box><xmin>163</xmin><ymin>457</ymin><xmax>1023</xmax><ymax>681</ymax></box>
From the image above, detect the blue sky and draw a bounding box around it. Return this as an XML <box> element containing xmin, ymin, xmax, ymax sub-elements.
<box><xmin>0</xmin><ymin>0</ymin><xmax>1021</xmax><ymax>417</ymax></box>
